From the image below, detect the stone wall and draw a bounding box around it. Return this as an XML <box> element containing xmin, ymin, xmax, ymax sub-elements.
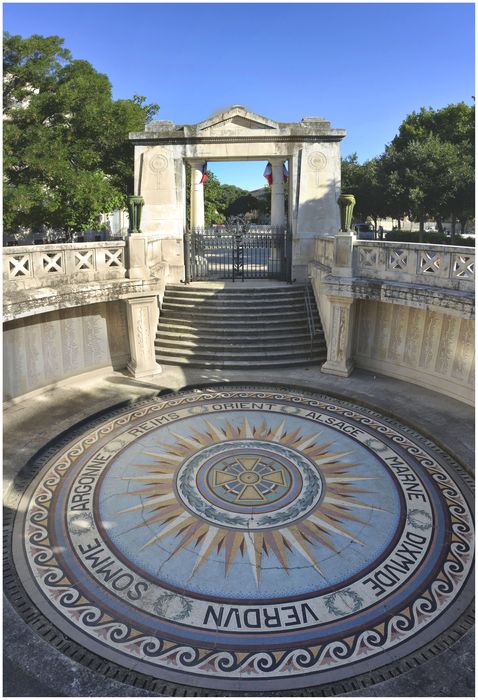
<box><xmin>3</xmin><ymin>237</ymin><xmax>172</xmax><ymax>400</ymax></box>
<box><xmin>354</xmin><ymin>301</ymin><xmax>474</xmax><ymax>405</ymax></box>
<box><xmin>310</xmin><ymin>236</ymin><xmax>475</xmax><ymax>405</ymax></box>
<box><xmin>4</xmin><ymin>301</ymin><xmax>130</xmax><ymax>401</ymax></box>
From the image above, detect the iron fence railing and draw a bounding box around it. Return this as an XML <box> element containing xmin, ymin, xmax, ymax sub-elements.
<box><xmin>183</xmin><ymin>225</ymin><xmax>292</xmax><ymax>282</ymax></box>
<box><xmin>304</xmin><ymin>283</ymin><xmax>317</xmax><ymax>355</ymax></box>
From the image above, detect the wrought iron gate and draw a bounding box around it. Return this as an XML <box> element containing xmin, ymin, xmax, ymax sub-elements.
<box><xmin>183</xmin><ymin>221</ymin><xmax>292</xmax><ymax>282</ymax></box>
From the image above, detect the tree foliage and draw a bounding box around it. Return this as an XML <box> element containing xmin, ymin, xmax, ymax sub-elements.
<box><xmin>186</xmin><ymin>168</ymin><xmax>270</xmax><ymax>227</ymax></box>
<box><xmin>341</xmin><ymin>155</ymin><xmax>385</xmax><ymax>229</ymax></box>
<box><xmin>3</xmin><ymin>33</ymin><xmax>159</xmax><ymax>234</ymax></box>
<box><xmin>341</xmin><ymin>102</ymin><xmax>475</xmax><ymax>237</ymax></box>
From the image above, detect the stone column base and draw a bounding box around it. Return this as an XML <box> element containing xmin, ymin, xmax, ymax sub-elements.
<box><xmin>321</xmin><ymin>359</ymin><xmax>354</xmax><ymax>377</ymax></box>
<box><xmin>126</xmin><ymin>359</ymin><xmax>162</xmax><ymax>379</ymax></box>
<box><xmin>125</xmin><ymin>296</ymin><xmax>162</xmax><ymax>378</ymax></box>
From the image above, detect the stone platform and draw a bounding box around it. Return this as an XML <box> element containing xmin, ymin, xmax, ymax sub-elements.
<box><xmin>3</xmin><ymin>366</ymin><xmax>474</xmax><ymax>696</ymax></box>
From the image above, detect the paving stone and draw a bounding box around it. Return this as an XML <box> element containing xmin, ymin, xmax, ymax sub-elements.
<box><xmin>3</xmin><ymin>368</ymin><xmax>474</xmax><ymax>696</ymax></box>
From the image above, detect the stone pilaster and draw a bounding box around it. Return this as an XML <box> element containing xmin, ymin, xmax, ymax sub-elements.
<box><xmin>270</xmin><ymin>158</ymin><xmax>286</xmax><ymax>228</ymax></box>
<box><xmin>321</xmin><ymin>296</ymin><xmax>355</xmax><ymax>377</ymax></box>
<box><xmin>333</xmin><ymin>231</ymin><xmax>356</xmax><ymax>275</ymax></box>
<box><xmin>125</xmin><ymin>296</ymin><xmax>162</xmax><ymax>378</ymax></box>
<box><xmin>190</xmin><ymin>161</ymin><xmax>205</xmax><ymax>229</ymax></box>
<box><xmin>126</xmin><ymin>235</ymin><xmax>150</xmax><ymax>280</ymax></box>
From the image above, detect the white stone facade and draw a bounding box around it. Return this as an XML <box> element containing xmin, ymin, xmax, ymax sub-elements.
<box><xmin>129</xmin><ymin>106</ymin><xmax>346</xmax><ymax>281</ymax></box>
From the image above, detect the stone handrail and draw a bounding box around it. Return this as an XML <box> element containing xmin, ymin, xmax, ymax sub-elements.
<box><xmin>352</xmin><ymin>240</ymin><xmax>474</xmax><ymax>292</ymax></box>
<box><xmin>313</xmin><ymin>236</ymin><xmax>474</xmax><ymax>292</ymax></box>
<box><xmin>313</xmin><ymin>236</ymin><xmax>335</xmax><ymax>270</ymax></box>
<box><xmin>3</xmin><ymin>241</ymin><xmax>127</xmax><ymax>290</ymax></box>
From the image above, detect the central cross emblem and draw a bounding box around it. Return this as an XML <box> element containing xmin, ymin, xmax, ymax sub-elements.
<box><xmin>212</xmin><ymin>456</ymin><xmax>286</xmax><ymax>502</ymax></box>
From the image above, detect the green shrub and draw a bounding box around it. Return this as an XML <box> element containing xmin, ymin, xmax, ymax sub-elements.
<box><xmin>384</xmin><ymin>231</ymin><xmax>475</xmax><ymax>246</ymax></box>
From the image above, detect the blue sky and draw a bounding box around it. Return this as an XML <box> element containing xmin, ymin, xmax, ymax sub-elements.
<box><xmin>4</xmin><ymin>2</ymin><xmax>475</xmax><ymax>190</ymax></box>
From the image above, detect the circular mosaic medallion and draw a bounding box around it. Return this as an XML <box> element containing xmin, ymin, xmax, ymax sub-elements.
<box><xmin>9</xmin><ymin>385</ymin><xmax>474</xmax><ymax>693</ymax></box>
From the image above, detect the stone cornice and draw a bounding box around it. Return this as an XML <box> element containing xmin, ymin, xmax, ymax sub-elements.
<box><xmin>322</xmin><ymin>275</ymin><xmax>475</xmax><ymax>318</ymax></box>
<box><xmin>3</xmin><ymin>278</ymin><xmax>164</xmax><ymax>322</ymax></box>
<box><xmin>129</xmin><ymin>134</ymin><xmax>346</xmax><ymax>146</ymax></box>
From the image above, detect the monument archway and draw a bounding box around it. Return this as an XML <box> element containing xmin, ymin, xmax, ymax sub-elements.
<box><xmin>186</xmin><ymin>156</ymin><xmax>291</xmax><ymax>282</ymax></box>
<box><xmin>129</xmin><ymin>106</ymin><xmax>346</xmax><ymax>281</ymax></box>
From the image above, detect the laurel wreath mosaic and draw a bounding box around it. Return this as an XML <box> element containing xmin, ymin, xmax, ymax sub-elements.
<box><xmin>11</xmin><ymin>385</ymin><xmax>474</xmax><ymax>692</ymax></box>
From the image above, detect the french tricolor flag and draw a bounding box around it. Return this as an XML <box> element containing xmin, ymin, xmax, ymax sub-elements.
<box><xmin>282</xmin><ymin>162</ymin><xmax>288</xmax><ymax>183</ymax></box>
<box><xmin>264</xmin><ymin>162</ymin><xmax>288</xmax><ymax>184</ymax></box>
<box><xmin>200</xmin><ymin>162</ymin><xmax>208</xmax><ymax>184</ymax></box>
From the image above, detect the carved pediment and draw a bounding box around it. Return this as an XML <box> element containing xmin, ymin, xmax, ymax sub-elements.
<box><xmin>197</xmin><ymin>106</ymin><xmax>279</xmax><ymax>134</ymax></box>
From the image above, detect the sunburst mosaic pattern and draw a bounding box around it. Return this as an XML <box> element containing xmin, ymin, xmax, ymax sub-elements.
<box><xmin>11</xmin><ymin>385</ymin><xmax>474</xmax><ymax>693</ymax></box>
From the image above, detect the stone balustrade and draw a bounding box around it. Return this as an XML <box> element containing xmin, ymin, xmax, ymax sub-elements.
<box><xmin>313</xmin><ymin>236</ymin><xmax>335</xmax><ymax>271</ymax></box>
<box><xmin>352</xmin><ymin>240</ymin><xmax>474</xmax><ymax>292</ymax></box>
<box><xmin>3</xmin><ymin>236</ymin><xmax>175</xmax><ymax>400</ymax></box>
<box><xmin>3</xmin><ymin>241</ymin><xmax>127</xmax><ymax>290</ymax></box>
<box><xmin>309</xmin><ymin>236</ymin><xmax>475</xmax><ymax>405</ymax></box>
<box><xmin>313</xmin><ymin>236</ymin><xmax>475</xmax><ymax>290</ymax></box>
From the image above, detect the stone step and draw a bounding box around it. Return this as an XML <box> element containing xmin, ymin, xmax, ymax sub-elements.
<box><xmin>156</xmin><ymin>328</ymin><xmax>324</xmax><ymax>343</ymax></box>
<box><xmin>155</xmin><ymin>346</ymin><xmax>325</xmax><ymax>361</ymax></box>
<box><xmin>161</xmin><ymin>303</ymin><xmax>307</xmax><ymax>316</ymax></box>
<box><xmin>161</xmin><ymin>298</ymin><xmax>306</xmax><ymax>311</ymax></box>
<box><xmin>155</xmin><ymin>355</ymin><xmax>325</xmax><ymax>369</ymax></box>
<box><xmin>160</xmin><ymin>316</ymin><xmax>317</xmax><ymax>333</ymax></box>
<box><xmin>155</xmin><ymin>323</ymin><xmax>315</xmax><ymax>338</ymax></box>
<box><xmin>162</xmin><ymin>291</ymin><xmax>307</xmax><ymax>304</ymax></box>
<box><xmin>165</xmin><ymin>284</ymin><xmax>306</xmax><ymax>296</ymax></box>
<box><xmin>155</xmin><ymin>337</ymin><xmax>326</xmax><ymax>352</ymax></box>
<box><xmin>156</xmin><ymin>283</ymin><xmax>326</xmax><ymax>370</ymax></box>
<box><xmin>160</xmin><ymin>308</ymin><xmax>315</xmax><ymax>322</ymax></box>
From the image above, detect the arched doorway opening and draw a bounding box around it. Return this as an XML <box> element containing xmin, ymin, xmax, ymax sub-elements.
<box><xmin>184</xmin><ymin>158</ymin><xmax>292</xmax><ymax>282</ymax></box>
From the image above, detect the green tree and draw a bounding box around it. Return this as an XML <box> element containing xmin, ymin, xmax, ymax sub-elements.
<box><xmin>225</xmin><ymin>193</ymin><xmax>265</xmax><ymax>218</ymax></box>
<box><xmin>204</xmin><ymin>172</ymin><xmax>226</xmax><ymax>226</ymax></box>
<box><xmin>341</xmin><ymin>153</ymin><xmax>362</xmax><ymax>194</ymax></box>
<box><xmin>3</xmin><ymin>33</ymin><xmax>158</xmax><ymax>235</ymax></box>
<box><xmin>216</xmin><ymin>184</ymin><xmax>248</xmax><ymax>213</ymax></box>
<box><xmin>388</xmin><ymin>103</ymin><xmax>474</xmax><ymax>238</ymax></box>
<box><xmin>341</xmin><ymin>155</ymin><xmax>386</xmax><ymax>230</ymax></box>
<box><xmin>383</xmin><ymin>136</ymin><xmax>464</xmax><ymax>241</ymax></box>
<box><xmin>392</xmin><ymin>103</ymin><xmax>474</xmax><ymax>153</ymax></box>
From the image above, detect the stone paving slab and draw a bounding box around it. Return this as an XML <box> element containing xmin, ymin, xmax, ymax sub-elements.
<box><xmin>3</xmin><ymin>365</ymin><xmax>474</xmax><ymax>696</ymax></box>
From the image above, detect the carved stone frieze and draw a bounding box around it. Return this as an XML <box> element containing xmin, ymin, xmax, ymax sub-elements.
<box><xmin>403</xmin><ymin>308</ymin><xmax>425</xmax><ymax>368</ymax></box>
<box><xmin>387</xmin><ymin>305</ymin><xmax>408</xmax><ymax>362</ymax></box>
<box><xmin>451</xmin><ymin>319</ymin><xmax>474</xmax><ymax>382</ymax></box>
<box><xmin>353</xmin><ymin>300</ymin><xmax>474</xmax><ymax>406</ymax></box>
<box><xmin>435</xmin><ymin>315</ymin><xmax>460</xmax><ymax>376</ymax></box>
<box><xmin>3</xmin><ymin>301</ymin><xmax>132</xmax><ymax>401</ymax></box>
<box><xmin>372</xmin><ymin>302</ymin><xmax>392</xmax><ymax>360</ymax></box>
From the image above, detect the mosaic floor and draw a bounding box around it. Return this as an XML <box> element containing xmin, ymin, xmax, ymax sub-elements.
<box><xmin>8</xmin><ymin>385</ymin><xmax>474</xmax><ymax>694</ymax></box>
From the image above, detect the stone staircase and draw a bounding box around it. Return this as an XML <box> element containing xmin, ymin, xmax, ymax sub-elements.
<box><xmin>155</xmin><ymin>284</ymin><xmax>327</xmax><ymax>369</ymax></box>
